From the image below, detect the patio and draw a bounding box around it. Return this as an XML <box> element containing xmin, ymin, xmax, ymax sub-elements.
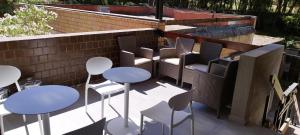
<box><xmin>3</xmin><ymin>78</ymin><xmax>274</xmax><ymax>135</ymax></box>
<box><xmin>0</xmin><ymin>3</ymin><xmax>298</xmax><ymax>135</ymax></box>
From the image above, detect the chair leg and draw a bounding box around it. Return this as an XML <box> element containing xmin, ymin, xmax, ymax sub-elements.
<box><xmin>169</xmin><ymin>126</ymin><xmax>173</xmax><ymax>135</ymax></box>
<box><xmin>140</xmin><ymin>114</ymin><xmax>144</xmax><ymax>135</ymax></box>
<box><xmin>38</xmin><ymin>114</ymin><xmax>44</xmax><ymax>135</ymax></box>
<box><xmin>191</xmin><ymin>117</ymin><xmax>194</xmax><ymax>135</ymax></box>
<box><xmin>217</xmin><ymin>109</ymin><xmax>221</xmax><ymax>119</ymax></box>
<box><xmin>108</xmin><ymin>94</ymin><xmax>111</xmax><ymax>105</ymax></box>
<box><xmin>101</xmin><ymin>95</ymin><xmax>105</xmax><ymax>119</ymax></box>
<box><xmin>85</xmin><ymin>88</ymin><xmax>88</xmax><ymax>113</ymax></box>
<box><xmin>176</xmin><ymin>79</ymin><xmax>179</xmax><ymax>86</ymax></box>
<box><xmin>0</xmin><ymin>115</ymin><xmax>4</xmax><ymax>135</ymax></box>
<box><xmin>162</xmin><ymin>123</ymin><xmax>164</xmax><ymax>135</ymax></box>
<box><xmin>181</xmin><ymin>82</ymin><xmax>184</xmax><ymax>88</ymax></box>
<box><xmin>22</xmin><ymin>115</ymin><xmax>26</xmax><ymax>123</ymax></box>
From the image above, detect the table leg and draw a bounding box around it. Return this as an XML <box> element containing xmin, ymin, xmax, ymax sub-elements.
<box><xmin>38</xmin><ymin>115</ymin><xmax>44</xmax><ymax>135</ymax></box>
<box><xmin>39</xmin><ymin>113</ymin><xmax>51</xmax><ymax>135</ymax></box>
<box><xmin>106</xmin><ymin>82</ymin><xmax>139</xmax><ymax>135</ymax></box>
<box><xmin>124</xmin><ymin>83</ymin><xmax>130</xmax><ymax>127</ymax></box>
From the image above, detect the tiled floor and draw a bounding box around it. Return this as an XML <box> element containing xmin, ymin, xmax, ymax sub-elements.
<box><xmin>4</xmin><ymin>79</ymin><xmax>275</xmax><ymax>135</ymax></box>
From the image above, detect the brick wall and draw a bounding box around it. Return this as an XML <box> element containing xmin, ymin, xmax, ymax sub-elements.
<box><xmin>0</xmin><ymin>28</ymin><xmax>158</xmax><ymax>86</ymax></box>
<box><xmin>47</xmin><ymin>5</ymin><xmax>256</xmax><ymax>31</ymax></box>
<box><xmin>46</xmin><ymin>6</ymin><xmax>159</xmax><ymax>33</ymax></box>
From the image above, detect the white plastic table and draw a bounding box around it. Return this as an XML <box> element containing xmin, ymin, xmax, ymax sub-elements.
<box><xmin>103</xmin><ymin>67</ymin><xmax>151</xmax><ymax>135</ymax></box>
<box><xmin>4</xmin><ymin>85</ymin><xmax>79</xmax><ymax>135</ymax></box>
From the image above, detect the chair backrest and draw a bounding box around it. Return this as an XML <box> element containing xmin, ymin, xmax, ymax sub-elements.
<box><xmin>166</xmin><ymin>37</ymin><xmax>176</xmax><ymax>47</ymax></box>
<box><xmin>168</xmin><ymin>91</ymin><xmax>192</xmax><ymax>111</ymax></box>
<box><xmin>175</xmin><ymin>37</ymin><xmax>195</xmax><ymax>57</ymax></box>
<box><xmin>86</xmin><ymin>57</ymin><xmax>113</xmax><ymax>75</ymax></box>
<box><xmin>117</xmin><ymin>35</ymin><xmax>137</xmax><ymax>53</ymax></box>
<box><xmin>199</xmin><ymin>41</ymin><xmax>223</xmax><ymax>64</ymax></box>
<box><xmin>0</xmin><ymin>65</ymin><xmax>21</xmax><ymax>91</ymax></box>
<box><xmin>63</xmin><ymin>118</ymin><xmax>106</xmax><ymax>135</ymax></box>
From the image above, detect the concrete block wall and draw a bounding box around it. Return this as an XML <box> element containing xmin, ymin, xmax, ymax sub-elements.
<box><xmin>0</xmin><ymin>28</ymin><xmax>158</xmax><ymax>86</ymax></box>
<box><xmin>229</xmin><ymin>44</ymin><xmax>284</xmax><ymax>125</ymax></box>
<box><xmin>46</xmin><ymin>6</ymin><xmax>159</xmax><ymax>33</ymax></box>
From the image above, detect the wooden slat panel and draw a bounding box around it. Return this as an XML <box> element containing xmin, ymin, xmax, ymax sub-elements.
<box><xmin>271</xmin><ymin>75</ymin><xmax>284</xmax><ymax>102</ymax></box>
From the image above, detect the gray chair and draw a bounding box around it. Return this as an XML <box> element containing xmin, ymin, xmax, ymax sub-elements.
<box><xmin>118</xmin><ymin>35</ymin><xmax>153</xmax><ymax>74</ymax></box>
<box><xmin>140</xmin><ymin>91</ymin><xmax>194</xmax><ymax>135</ymax></box>
<box><xmin>182</xmin><ymin>41</ymin><xmax>223</xmax><ymax>86</ymax></box>
<box><xmin>192</xmin><ymin>59</ymin><xmax>238</xmax><ymax>118</ymax></box>
<box><xmin>64</xmin><ymin>118</ymin><xmax>106</xmax><ymax>135</ymax></box>
<box><xmin>159</xmin><ymin>37</ymin><xmax>195</xmax><ymax>85</ymax></box>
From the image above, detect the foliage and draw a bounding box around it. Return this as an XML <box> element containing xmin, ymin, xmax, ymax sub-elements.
<box><xmin>283</xmin><ymin>14</ymin><xmax>300</xmax><ymax>28</ymax></box>
<box><xmin>282</xmin><ymin>13</ymin><xmax>300</xmax><ymax>35</ymax></box>
<box><xmin>0</xmin><ymin>1</ymin><xmax>14</xmax><ymax>16</ymax></box>
<box><xmin>14</xmin><ymin>0</ymin><xmax>58</xmax><ymax>4</ymax></box>
<box><xmin>0</xmin><ymin>5</ymin><xmax>57</xmax><ymax>37</ymax></box>
<box><xmin>283</xmin><ymin>35</ymin><xmax>300</xmax><ymax>49</ymax></box>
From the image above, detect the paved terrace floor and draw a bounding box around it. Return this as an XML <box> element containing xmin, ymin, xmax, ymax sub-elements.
<box><xmin>4</xmin><ymin>78</ymin><xmax>275</xmax><ymax>135</ymax></box>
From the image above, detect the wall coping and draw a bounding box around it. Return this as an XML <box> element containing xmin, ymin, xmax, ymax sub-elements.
<box><xmin>0</xmin><ymin>28</ymin><xmax>156</xmax><ymax>43</ymax></box>
<box><xmin>50</xmin><ymin>4</ymin><xmax>255</xmax><ymax>19</ymax></box>
<box><xmin>44</xmin><ymin>5</ymin><xmax>161</xmax><ymax>22</ymax></box>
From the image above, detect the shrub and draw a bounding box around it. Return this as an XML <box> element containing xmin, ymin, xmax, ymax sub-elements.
<box><xmin>0</xmin><ymin>5</ymin><xmax>57</xmax><ymax>37</ymax></box>
<box><xmin>282</xmin><ymin>14</ymin><xmax>300</xmax><ymax>34</ymax></box>
<box><xmin>0</xmin><ymin>1</ymin><xmax>14</xmax><ymax>16</ymax></box>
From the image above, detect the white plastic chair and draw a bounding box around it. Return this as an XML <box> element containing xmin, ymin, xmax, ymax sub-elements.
<box><xmin>0</xmin><ymin>65</ymin><xmax>23</xmax><ymax>135</ymax></box>
<box><xmin>140</xmin><ymin>91</ymin><xmax>194</xmax><ymax>135</ymax></box>
<box><xmin>85</xmin><ymin>57</ymin><xmax>125</xmax><ymax>118</ymax></box>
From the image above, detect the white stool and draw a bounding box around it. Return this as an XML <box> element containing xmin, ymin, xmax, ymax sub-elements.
<box><xmin>0</xmin><ymin>65</ymin><xmax>23</xmax><ymax>135</ymax></box>
<box><xmin>85</xmin><ymin>57</ymin><xmax>125</xmax><ymax>118</ymax></box>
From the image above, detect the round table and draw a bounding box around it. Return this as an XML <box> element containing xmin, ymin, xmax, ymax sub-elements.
<box><xmin>4</xmin><ymin>85</ymin><xmax>79</xmax><ymax>135</ymax></box>
<box><xmin>103</xmin><ymin>67</ymin><xmax>151</xmax><ymax>135</ymax></box>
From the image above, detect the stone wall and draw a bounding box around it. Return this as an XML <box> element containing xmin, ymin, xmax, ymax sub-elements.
<box><xmin>46</xmin><ymin>6</ymin><xmax>159</xmax><ymax>33</ymax></box>
<box><xmin>0</xmin><ymin>28</ymin><xmax>158</xmax><ymax>86</ymax></box>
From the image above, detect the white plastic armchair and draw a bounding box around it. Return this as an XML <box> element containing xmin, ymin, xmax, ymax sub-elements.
<box><xmin>85</xmin><ymin>57</ymin><xmax>125</xmax><ymax>118</ymax></box>
<box><xmin>0</xmin><ymin>65</ymin><xmax>23</xmax><ymax>135</ymax></box>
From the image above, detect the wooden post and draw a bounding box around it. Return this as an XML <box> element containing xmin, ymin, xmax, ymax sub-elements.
<box><xmin>156</xmin><ymin>0</ymin><xmax>163</xmax><ymax>20</ymax></box>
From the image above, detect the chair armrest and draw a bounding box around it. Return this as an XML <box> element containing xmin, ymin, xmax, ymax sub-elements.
<box><xmin>183</xmin><ymin>53</ymin><xmax>201</xmax><ymax>66</ymax></box>
<box><xmin>160</xmin><ymin>48</ymin><xmax>177</xmax><ymax>59</ymax></box>
<box><xmin>120</xmin><ymin>50</ymin><xmax>135</xmax><ymax>66</ymax></box>
<box><xmin>208</xmin><ymin>58</ymin><xmax>220</xmax><ymax>70</ymax></box>
<box><xmin>138</xmin><ymin>47</ymin><xmax>153</xmax><ymax>59</ymax></box>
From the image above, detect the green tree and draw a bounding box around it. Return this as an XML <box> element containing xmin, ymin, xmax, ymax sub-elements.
<box><xmin>0</xmin><ymin>5</ymin><xmax>57</xmax><ymax>37</ymax></box>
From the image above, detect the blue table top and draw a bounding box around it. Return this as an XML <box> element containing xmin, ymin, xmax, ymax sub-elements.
<box><xmin>103</xmin><ymin>67</ymin><xmax>151</xmax><ymax>83</ymax></box>
<box><xmin>4</xmin><ymin>85</ymin><xmax>79</xmax><ymax>115</ymax></box>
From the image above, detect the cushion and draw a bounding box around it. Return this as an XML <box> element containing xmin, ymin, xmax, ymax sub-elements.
<box><xmin>135</xmin><ymin>57</ymin><xmax>152</xmax><ymax>65</ymax></box>
<box><xmin>209</xmin><ymin>63</ymin><xmax>227</xmax><ymax>77</ymax></box>
<box><xmin>161</xmin><ymin>58</ymin><xmax>180</xmax><ymax>65</ymax></box>
<box><xmin>185</xmin><ymin>64</ymin><xmax>208</xmax><ymax>72</ymax></box>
